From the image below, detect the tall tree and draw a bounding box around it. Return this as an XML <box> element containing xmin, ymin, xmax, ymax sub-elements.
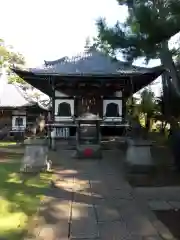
<box><xmin>95</xmin><ymin>0</ymin><xmax>180</xmax><ymax>97</ymax></box>
<box><xmin>0</xmin><ymin>39</ymin><xmax>25</xmax><ymax>67</ymax></box>
<box><xmin>0</xmin><ymin>38</ymin><xmax>25</xmax><ymax>84</ymax></box>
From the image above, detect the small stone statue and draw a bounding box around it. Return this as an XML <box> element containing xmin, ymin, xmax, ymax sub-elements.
<box><xmin>45</xmin><ymin>159</ymin><xmax>52</xmax><ymax>171</ymax></box>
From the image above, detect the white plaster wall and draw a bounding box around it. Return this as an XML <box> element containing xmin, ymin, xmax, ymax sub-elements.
<box><xmin>55</xmin><ymin>90</ymin><xmax>68</xmax><ymax>97</ymax></box>
<box><xmin>103</xmin><ymin>99</ymin><xmax>122</xmax><ymax>116</ymax></box>
<box><xmin>55</xmin><ymin>99</ymin><xmax>74</xmax><ymax>116</ymax></box>
<box><xmin>12</xmin><ymin>116</ymin><xmax>26</xmax><ymax>130</ymax></box>
<box><xmin>12</xmin><ymin>110</ymin><xmax>26</xmax><ymax>116</ymax></box>
<box><xmin>55</xmin><ymin>116</ymin><xmax>73</xmax><ymax>121</ymax></box>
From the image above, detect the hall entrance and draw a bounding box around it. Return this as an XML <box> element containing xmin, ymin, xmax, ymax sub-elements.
<box><xmin>76</xmin><ymin>96</ymin><xmax>102</xmax><ymax>117</ymax></box>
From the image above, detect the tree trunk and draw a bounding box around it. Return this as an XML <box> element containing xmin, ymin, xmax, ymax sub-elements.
<box><xmin>160</xmin><ymin>121</ymin><xmax>167</xmax><ymax>134</ymax></box>
<box><xmin>160</xmin><ymin>41</ymin><xmax>180</xmax><ymax>97</ymax></box>
<box><xmin>161</xmin><ymin>72</ymin><xmax>171</xmax><ymax>118</ymax></box>
<box><xmin>145</xmin><ymin>114</ymin><xmax>151</xmax><ymax>131</ymax></box>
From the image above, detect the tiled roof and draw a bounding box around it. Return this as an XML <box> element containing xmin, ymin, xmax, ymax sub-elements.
<box><xmin>28</xmin><ymin>49</ymin><xmax>160</xmax><ymax>75</ymax></box>
<box><xmin>0</xmin><ymin>72</ymin><xmax>35</xmax><ymax>108</ymax></box>
<box><xmin>11</xmin><ymin>50</ymin><xmax>164</xmax><ymax>97</ymax></box>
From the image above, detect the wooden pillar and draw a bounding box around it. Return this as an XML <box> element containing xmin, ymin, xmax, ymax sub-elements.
<box><xmin>51</xmin><ymin>77</ymin><xmax>55</xmax><ymax>121</ymax></box>
<box><xmin>129</xmin><ymin>77</ymin><xmax>134</xmax><ymax>117</ymax></box>
<box><xmin>100</xmin><ymin>96</ymin><xmax>103</xmax><ymax>118</ymax></box>
<box><xmin>162</xmin><ymin>71</ymin><xmax>170</xmax><ymax>118</ymax></box>
<box><xmin>122</xmin><ymin>96</ymin><xmax>126</xmax><ymax>122</ymax></box>
<box><xmin>74</xmin><ymin>96</ymin><xmax>78</xmax><ymax>117</ymax></box>
<box><xmin>48</xmin><ymin>77</ymin><xmax>56</xmax><ymax>150</ymax></box>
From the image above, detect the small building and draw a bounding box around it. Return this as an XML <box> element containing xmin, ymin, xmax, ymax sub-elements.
<box><xmin>12</xmin><ymin>49</ymin><xmax>164</xmax><ymax>140</ymax></box>
<box><xmin>0</xmin><ymin>71</ymin><xmax>49</xmax><ymax>138</ymax></box>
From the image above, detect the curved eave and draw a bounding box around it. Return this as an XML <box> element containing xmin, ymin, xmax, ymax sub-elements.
<box><xmin>11</xmin><ymin>68</ymin><xmax>52</xmax><ymax>96</ymax></box>
<box><xmin>11</xmin><ymin>66</ymin><xmax>164</xmax><ymax>97</ymax></box>
<box><xmin>129</xmin><ymin>68</ymin><xmax>163</xmax><ymax>94</ymax></box>
<box><xmin>0</xmin><ymin>102</ymin><xmax>35</xmax><ymax>109</ymax></box>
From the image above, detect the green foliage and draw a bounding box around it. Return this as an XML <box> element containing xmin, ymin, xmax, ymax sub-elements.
<box><xmin>95</xmin><ymin>0</ymin><xmax>180</xmax><ymax>121</ymax></box>
<box><xmin>126</xmin><ymin>89</ymin><xmax>156</xmax><ymax>130</ymax></box>
<box><xmin>126</xmin><ymin>95</ymin><xmax>139</xmax><ymax>117</ymax></box>
<box><xmin>0</xmin><ymin>39</ymin><xmax>25</xmax><ymax>67</ymax></box>
<box><xmin>95</xmin><ymin>0</ymin><xmax>180</xmax><ymax>62</ymax></box>
<box><xmin>8</xmin><ymin>74</ymin><xmax>26</xmax><ymax>84</ymax></box>
<box><xmin>139</xmin><ymin>88</ymin><xmax>155</xmax><ymax>116</ymax></box>
<box><xmin>117</xmin><ymin>0</ymin><xmax>180</xmax><ymax>43</ymax></box>
<box><xmin>0</xmin><ymin>38</ymin><xmax>25</xmax><ymax>84</ymax></box>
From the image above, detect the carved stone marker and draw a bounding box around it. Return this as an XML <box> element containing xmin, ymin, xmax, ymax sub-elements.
<box><xmin>125</xmin><ymin>138</ymin><xmax>154</xmax><ymax>173</ymax></box>
<box><xmin>21</xmin><ymin>137</ymin><xmax>48</xmax><ymax>172</ymax></box>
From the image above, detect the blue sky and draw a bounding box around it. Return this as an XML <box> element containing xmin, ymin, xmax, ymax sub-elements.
<box><xmin>0</xmin><ymin>0</ymin><xmax>179</xmax><ymax>95</ymax></box>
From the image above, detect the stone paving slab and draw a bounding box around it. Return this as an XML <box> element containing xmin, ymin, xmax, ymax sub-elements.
<box><xmin>123</xmin><ymin>214</ymin><xmax>158</xmax><ymax>237</ymax></box>
<box><xmin>135</xmin><ymin>187</ymin><xmax>180</xmax><ymax>201</ymax></box>
<box><xmin>106</xmin><ymin>188</ymin><xmax>134</xmax><ymax>200</ymax></box>
<box><xmin>142</xmin><ymin>237</ymin><xmax>164</xmax><ymax>240</ymax></box>
<box><xmin>26</xmin><ymin>149</ymin><xmax>177</xmax><ymax>240</ymax></box>
<box><xmin>73</xmin><ymin>191</ymin><xmax>94</xmax><ymax>205</ymax></box>
<box><xmin>26</xmin><ymin>198</ymin><xmax>70</xmax><ymax>240</ymax></box>
<box><xmin>70</xmin><ymin>202</ymin><xmax>99</xmax><ymax>239</ymax></box>
<box><xmin>168</xmin><ymin>201</ymin><xmax>180</xmax><ymax>209</ymax></box>
<box><xmin>133</xmin><ymin>198</ymin><xmax>175</xmax><ymax>240</ymax></box>
<box><xmin>148</xmin><ymin>200</ymin><xmax>172</xmax><ymax>210</ymax></box>
<box><xmin>70</xmin><ymin>221</ymin><xmax>99</xmax><ymax>239</ymax></box>
<box><xmin>114</xmin><ymin>201</ymin><xmax>158</xmax><ymax>237</ymax></box>
<box><xmin>94</xmin><ymin>202</ymin><xmax>122</xmax><ymax>222</ymax></box>
<box><xmin>89</xmin><ymin>180</ymin><xmax>110</xmax><ymax>199</ymax></box>
<box><xmin>92</xmin><ymin>196</ymin><xmax>133</xmax><ymax>206</ymax></box>
<box><xmin>99</xmin><ymin>221</ymin><xmax>142</xmax><ymax>240</ymax></box>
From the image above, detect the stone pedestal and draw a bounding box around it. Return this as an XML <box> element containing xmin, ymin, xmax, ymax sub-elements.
<box><xmin>125</xmin><ymin>139</ymin><xmax>154</xmax><ymax>173</ymax></box>
<box><xmin>21</xmin><ymin>137</ymin><xmax>48</xmax><ymax>172</ymax></box>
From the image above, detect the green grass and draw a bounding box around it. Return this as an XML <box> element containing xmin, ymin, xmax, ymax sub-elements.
<box><xmin>0</xmin><ymin>153</ymin><xmax>52</xmax><ymax>240</ymax></box>
<box><xmin>0</xmin><ymin>141</ymin><xmax>17</xmax><ymax>147</ymax></box>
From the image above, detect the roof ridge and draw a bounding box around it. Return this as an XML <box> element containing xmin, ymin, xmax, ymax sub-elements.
<box><xmin>43</xmin><ymin>49</ymin><xmax>115</xmax><ymax>66</ymax></box>
<box><xmin>43</xmin><ymin>49</ymin><xmax>150</xmax><ymax>71</ymax></box>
